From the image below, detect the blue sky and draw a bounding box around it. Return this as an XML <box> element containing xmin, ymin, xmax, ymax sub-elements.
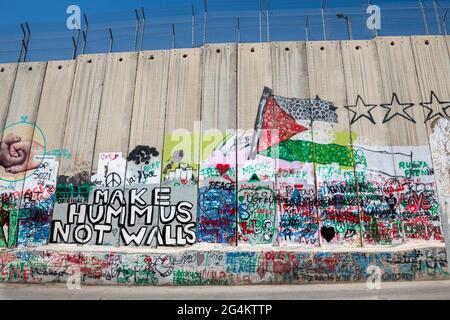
<box><xmin>0</xmin><ymin>0</ymin><xmax>449</xmax><ymax>62</ymax></box>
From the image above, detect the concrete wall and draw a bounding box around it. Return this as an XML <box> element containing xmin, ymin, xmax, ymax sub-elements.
<box><xmin>0</xmin><ymin>36</ymin><xmax>449</xmax><ymax>285</ymax></box>
<box><xmin>0</xmin><ymin>246</ymin><xmax>447</xmax><ymax>285</ymax></box>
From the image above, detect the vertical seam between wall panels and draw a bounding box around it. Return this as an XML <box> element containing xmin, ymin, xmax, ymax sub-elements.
<box><xmin>85</xmin><ymin>54</ymin><xmax>108</xmax><ymax>249</ymax></box>
<box><xmin>339</xmin><ymin>41</ymin><xmax>364</xmax><ymax>248</ymax></box>
<box><xmin>306</xmin><ymin>42</ymin><xmax>321</xmax><ymax>248</ymax></box>
<box><xmin>269</xmin><ymin>42</ymin><xmax>277</xmax><ymax>247</ymax></box>
<box><xmin>120</xmin><ymin>52</ymin><xmax>140</xmax><ymax>246</ymax></box>
<box><xmin>59</xmin><ymin>59</ymin><xmax>79</xmax><ymax>172</ymax></box>
<box><xmin>409</xmin><ymin>36</ymin><xmax>447</xmax><ymax>245</ymax></box>
<box><xmin>158</xmin><ymin>49</ymin><xmax>172</xmax><ymax>249</ymax></box>
<box><xmin>374</xmin><ymin>38</ymin><xmax>405</xmax><ymax>243</ymax></box>
<box><xmin>19</xmin><ymin>62</ymin><xmax>48</xmax><ymax>246</ymax></box>
<box><xmin>267</xmin><ymin>43</ymin><xmax>274</xmax><ymax>248</ymax></box>
<box><xmin>196</xmin><ymin>46</ymin><xmax>205</xmax><ymax>248</ymax></box>
<box><xmin>47</xmin><ymin>58</ymin><xmax>78</xmax><ymax>244</ymax></box>
<box><xmin>0</xmin><ymin>61</ymin><xmax>20</xmax><ymax>246</ymax></box>
<box><xmin>300</xmin><ymin>41</ymin><xmax>315</xmax><ymax>249</ymax></box>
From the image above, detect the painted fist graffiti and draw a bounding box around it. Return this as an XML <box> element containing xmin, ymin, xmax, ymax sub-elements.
<box><xmin>0</xmin><ymin>133</ymin><xmax>44</xmax><ymax>174</ymax></box>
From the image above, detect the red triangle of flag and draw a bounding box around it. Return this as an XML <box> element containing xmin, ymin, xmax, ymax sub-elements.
<box><xmin>257</xmin><ymin>96</ymin><xmax>308</xmax><ymax>153</ymax></box>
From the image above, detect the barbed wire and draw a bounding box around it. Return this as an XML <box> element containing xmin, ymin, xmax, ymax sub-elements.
<box><xmin>0</xmin><ymin>0</ymin><xmax>448</xmax><ymax>63</ymax></box>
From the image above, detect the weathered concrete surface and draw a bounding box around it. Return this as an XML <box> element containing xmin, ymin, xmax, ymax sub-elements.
<box><xmin>2</xmin><ymin>280</ymin><xmax>450</xmax><ymax>300</ymax></box>
<box><xmin>0</xmin><ymin>37</ymin><xmax>449</xmax><ymax>287</ymax></box>
<box><xmin>57</xmin><ymin>54</ymin><xmax>106</xmax><ymax>178</ymax></box>
<box><xmin>0</xmin><ymin>243</ymin><xmax>447</xmax><ymax>286</ymax></box>
<box><xmin>0</xmin><ymin>63</ymin><xmax>17</xmax><ymax>131</ymax></box>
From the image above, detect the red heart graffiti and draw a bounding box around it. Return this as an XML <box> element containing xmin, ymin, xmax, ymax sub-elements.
<box><xmin>216</xmin><ymin>164</ymin><xmax>230</xmax><ymax>176</ymax></box>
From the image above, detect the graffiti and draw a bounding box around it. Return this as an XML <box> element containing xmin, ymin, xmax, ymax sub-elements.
<box><xmin>50</xmin><ymin>187</ymin><xmax>196</xmax><ymax>246</ymax></box>
<box><xmin>0</xmin><ymin>120</ymin><xmax>47</xmax><ymax>184</ymax></box>
<box><xmin>126</xmin><ymin>161</ymin><xmax>160</xmax><ymax>186</ymax></box>
<box><xmin>343</xmin><ymin>91</ymin><xmax>450</xmax><ymax>125</ymax></box>
<box><xmin>46</xmin><ymin>149</ymin><xmax>72</xmax><ymax>159</ymax></box>
<box><xmin>420</xmin><ymin>91</ymin><xmax>450</xmax><ymax>122</ymax></box>
<box><xmin>274</xmin><ymin>94</ymin><xmax>338</xmax><ymax>123</ymax></box>
<box><xmin>380</xmin><ymin>93</ymin><xmax>416</xmax><ymax>124</ymax></box>
<box><xmin>126</xmin><ymin>146</ymin><xmax>161</xmax><ymax>186</ymax></box>
<box><xmin>0</xmin><ymin>137</ymin><xmax>45</xmax><ymax>174</ymax></box>
<box><xmin>57</xmin><ymin>171</ymin><xmax>91</xmax><ymax>187</ymax></box>
<box><xmin>55</xmin><ymin>183</ymin><xmax>91</xmax><ymax>203</ymax></box>
<box><xmin>429</xmin><ymin>118</ymin><xmax>450</xmax><ymax>224</ymax></box>
<box><xmin>197</xmin><ymin>182</ymin><xmax>236</xmax><ymax>244</ymax></box>
<box><xmin>276</xmin><ymin>182</ymin><xmax>318</xmax><ymax>246</ymax></box>
<box><xmin>237</xmin><ymin>183</ymin><xmax>277</xmax><ymax>244</ymax></box>
<box><xmin>399</xmin><ymin>161</ymin><xmax>433</xmax><ymax>177</ymax></box>
<box><xmin>249</xmin><ymin>87</ymin><xmax>338</xmax><ymax>160</ymax></box>
<box><xmin>127</xmin><ymin>146</ymin><xmax>159</xmax><ymax>165</ymax></box>
<box><xmin>345</xmin><ymin>95</ymin><xmax>377</xmax><ymax>125</ymax></box>
<box><xmin>91</xmin><ymin>153</ymin><xmax>126</xmax><ymax>187</ymax></box>
<box><xmin>163</xmin><ymin>163</ymin><xmax>197</xmax><ymax>185</ymax></box>
<box><xmin>0</xmin><ymin>248</ymin><xmax>446</xmax><ymax>285</ymax></box>
<box><xmin>0</xmin><ymin>80</ymin><xmax>446</xmax><ymax>291</ymax></box>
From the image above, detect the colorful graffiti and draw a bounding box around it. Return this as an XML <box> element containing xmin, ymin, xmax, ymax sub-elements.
<box><xmin>0</xmin><ymin>87</ymin><xmax>446</xmax><ymax>253</ymax></box>
<box><xmin>0</xmin><ymin>247</ymin><xmax>447</xmax><ymax>285</ymax></box>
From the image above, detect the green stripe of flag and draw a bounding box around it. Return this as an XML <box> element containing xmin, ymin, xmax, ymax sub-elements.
<box><xmin>260</xmin><ymin>139</ymin><xmax>355</xmax><ymax>167</ymax></box>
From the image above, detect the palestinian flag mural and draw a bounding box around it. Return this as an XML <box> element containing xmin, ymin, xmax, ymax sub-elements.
<box><xmin>249</xmin><ymin>87</ymin><xmax>354</xmax><ymax>167</ymax></box>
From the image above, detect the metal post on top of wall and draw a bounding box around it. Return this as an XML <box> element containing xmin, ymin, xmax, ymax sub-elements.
<box><xmin>134</xmin><ymin>9</ymin><xmax>140</xmax><ymax>52</ymax></box>
<box><xmin>172</xmin><ymin>24</ymin><xmax>176</xmax><ymax>49</ymax></box>
<box><xmin>266</xmin><ymin>0</ymin><xmax>270</xmax><ymax>42</ymax></box>
<box><xmin>18</xmin><ymin>22</ymin><xmax>31</xmax><ymax>62</ymax></box>
<box><xmin>25</xmin><ymin>22</ymin><xmax>31</xmax><ymax>55</ymax></box>
<box><xmin>259</xmin><ymin>0</ymin><xmax>263</xmax><ymax>42</ymax></box>
<box><xmin>74</xmin><ymin>29</ymin><xmax>81</xmax><ymax>57</ymax></box>
<box><xmin>140</xmin><ymin>7</ymin><xmax>146</xmax><ymax>51</ymax></box>
<box><xmin>305</xmin><ymin>16</ymin><xmax>309</xmax><ymax>41</ymax></box>
<box><xmin>444</xmin><ymin>9</ymin><xmax>448</xmax><ymax>36</ymax></box>
<box><xmin>18</xmin><ymin>24</ymin><xmax>26</xmax><ymax>62</ymax></box>
<box><xmin>108</xmin><ymin>28</ymin><xmax>114</xmax><ymax>53</ymax></box>
<box><xmin>321</xmin><ymin>0</ymin><xmax>327</xmax><ymax>40</ymax></box>
<box><xmin>237</xmin><ymin>17</ymin><xmax>241</xmax><ymax>43</ymax></box>
<box><xmin>419</xmin><ymin>0</ymin><xmax>430</xmax><ymax>35</ymax></box>
<box><xmin>203</xmin><ymin>0</ymin><xmax>207</xmax><ymax>44</ymax></box>
<box><xmin>191</xmin><ymin>4</ymin><xmax>195</xmax><ymax>48</ymax></box>
<box><xmin>72</xmin><ymin>36</ymin><xmax>78</xmax><ymax>60</ymax></box>
<box><xmin>433</xmin><ymin>0</ymin><xmax>442</xmax><ymax>34</ymax></box>
<box><xmin>73</xmin><ymin>14</ymin><xmax>81</xmax><ymax>59</ymax></box>
<box><xmin>81</xmin><ymin>14</ymin><xmax>89</xmax><ymax>54</ymax></box>
<box><xmin>337</xmin><ymin>14</ymin><xmax>352</xmax><ymax>40</ymax></box>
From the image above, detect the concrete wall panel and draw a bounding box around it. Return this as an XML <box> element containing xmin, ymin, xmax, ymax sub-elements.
<box><xmin>411</xmin><ymin>35</ymin><xmax>450</xmax><ymax>249</ymax></box>
<box><xmin>270</xmin><ymin>41</ymin><xmax>317</xmax><ymax>247</ymax></box>
<box><xmin>0</xmin><ymin>63</ymin><xmax>17</xmax><ymax>133</ymax></box>
<box><xmin>341</xmin><ymin>40</ymin><xmax>399</xmax><ymax>246</ymax></box>
<box><xmin>161</xmin><ymin>48</ymin><xmax>202</xmax><ymax>247</ymax></box>
<box><xmin>91</xmin><ymin>52</ymin><xmax>138</xmax><ymax>184</ymax></box>
<box><xmin>17</xmin><ymin>60</ymin><xmax>76</xmax><ymax>247</ymax></box>
<box><xmin>198</xmin><ymin>44</ymin><xmax>237</xmax><ymax>244</ymax></box>
<box><xmin>57</xmin><ymin>54</ymin><xmax>106</xmax><ymax>180</ymax></box>
<box><xmin>307</xmin><ymin>41</ymin><xmax>360</xmax><ymax>247</ymax></box>
<box><xmin>50</xmin><ymin>54</ymin><xmax>106</xmax><ymax>246</ymax></box>
<box><xmin>0</xmin><ymin>62</ymin><xmax>46</xmax><ymax>184</ymax></box>
<box><xmin>376</xmin><ymin>36</ymin><xmax>443</xmax><ymax>243</ymax></box>
<box><xmin>127</xmin><ymin>50</ymin><xmax>170</xmax><ymax>178</ymax></box>
<box><xmin>236</xmin><ymin>43</ymin><xmax>275</xmax><ymax>245</ymax></box>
